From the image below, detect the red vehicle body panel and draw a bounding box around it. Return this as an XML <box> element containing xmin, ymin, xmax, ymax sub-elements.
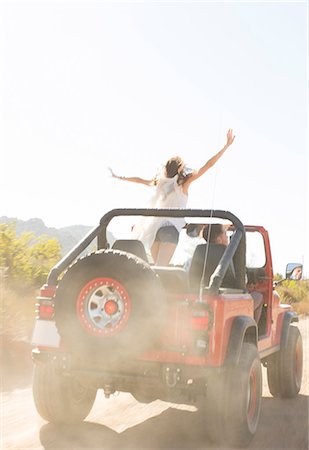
<box><xmin>140</xmin><ymin>292</ymin><xmax>253</xmax><ymax>367</ymax></box>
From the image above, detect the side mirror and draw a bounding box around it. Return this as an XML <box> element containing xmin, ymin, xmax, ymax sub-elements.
<box><xmin>286</xmin><ymin>263</ymin><xmax>303</xmax><ymax>280</ymax></box>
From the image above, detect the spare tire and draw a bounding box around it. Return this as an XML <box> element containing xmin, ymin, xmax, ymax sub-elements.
<box><xmin>54</xmin><ymin>250</ymin><xmax>166</xmax><ymax>358</ymax></box>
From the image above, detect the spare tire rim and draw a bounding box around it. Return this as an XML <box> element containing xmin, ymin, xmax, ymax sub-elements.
<box><xmin>76</xmin><ymin>277</ymin><xmax>131</xmax><ymax>336</ymax></box>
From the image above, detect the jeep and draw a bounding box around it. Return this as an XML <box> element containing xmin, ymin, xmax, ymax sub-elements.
<box><xmin>31</xmin><ymin>208</ymin><xmax>303</xmax><ymax>447</ymax></box>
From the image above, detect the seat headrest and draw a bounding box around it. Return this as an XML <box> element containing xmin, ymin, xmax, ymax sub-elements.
<box><xmin>112</xmin><ymin>239</ymin><xmax>148</xmax><ymax>262</ymax></box>
<box><xmin>188</xmin><ymin>243</ymin><xmax>235</xmax><ymax>289</ymax></box>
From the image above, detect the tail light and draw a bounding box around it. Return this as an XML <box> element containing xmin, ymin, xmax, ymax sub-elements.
<box><xmin>35</xmin><ymin>284</ymin><xmax>56</xmax><ymax>320</ymax></box>
<box><xmin>191</xmin><ymin>305</ymin><xmax>210</xmax><ymax>330</ymax></box>
<box><xmin>191</xmin><ymin>302</ymin><xmax>212</xmax><ymax>353</ymax></box>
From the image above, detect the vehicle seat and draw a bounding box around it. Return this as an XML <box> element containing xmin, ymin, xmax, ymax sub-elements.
<box><xmin>153</xmin><ymin>266</ymin><xmax>189</xmax><ymax>293</ymax></box>
<box><xmin>112</xmin><ymin>239</ymin><xmax>149</xmax><ymax>262</ymax></box>
<box><xmin>188</xmin><ymin>243</ymin><xmax>236</xmax><ymax>289</ymax></box>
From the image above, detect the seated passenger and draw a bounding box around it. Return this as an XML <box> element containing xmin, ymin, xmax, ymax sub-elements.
<box><xmin>202</xmin><ymin>223</ymin><xmax>229</xmax><ymax>246</ymax></box>
<box><xmin>185</xmin><ymin>223</ymin><xmax>229</xmax><ymax>271</ymax></box>
<box><xmin>188</xmin><ymin>224</ymin><xmax>263</xmax><ymax>321</ymax></box>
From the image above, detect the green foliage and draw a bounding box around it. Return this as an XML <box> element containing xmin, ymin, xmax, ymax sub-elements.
<box><xmin>29</xmin><ymin>236</ymin><xmax>61</xmax><ymax>285</ymax></box>
<box><xmin>276</xmin><ymin>279</ymin><xmax>309</xmax><ymax>315</ymax></box>
<box><xmin>0</xmin><ymin>223</ymin><xmax>61</xmax><ymax>288</ymax></box>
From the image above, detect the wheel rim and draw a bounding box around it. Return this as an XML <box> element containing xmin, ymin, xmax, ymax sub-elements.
<box><xmin>246</xmin><ymin>364</ymin><xmax>259</xmax><ymax>432</ymax></box>
<box><xmin>76</xmin><ymin>277</ymin><xmax>131</xmax><ymax>336</ymax></box>
<box><xmin>294</xmin><ymin>336</ymin><xmax>303</xmax><ymax>389</ymax></box>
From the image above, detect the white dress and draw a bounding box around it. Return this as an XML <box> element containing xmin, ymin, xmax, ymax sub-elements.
<box><xmin>132</xmin><ymin>174</ymin><xmax>188</xmax><ymax>250</ymax></box>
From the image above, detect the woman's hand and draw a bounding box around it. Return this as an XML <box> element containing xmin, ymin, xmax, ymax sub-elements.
<box><xmin>108</xmin><ymin>167</ymin><xmax>119</xmax><ymax>179</ymax></box>
<box><xmin>226</xmin><ymin>129</ymin><xmax>235</xmax><ymax>147</ymax></box>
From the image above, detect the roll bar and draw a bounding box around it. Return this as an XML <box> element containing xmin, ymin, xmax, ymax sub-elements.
<box><xmin>47</xmin><ymin>208</ymin><xmax>246</xmax><ymax>291</ymax></box>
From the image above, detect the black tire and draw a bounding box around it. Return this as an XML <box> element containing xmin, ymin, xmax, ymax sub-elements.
<box><xmin>131</xmin><ymin>386</ymin><xmax>158</xmax><ymax>403</ymax></box>
<box><xmin>33</xmin><ymin>361</ymin><xmax>96</xmax><ymax>424</ymax></box>
<box><xmin>267</xmin><ymin>326</ymin><xmax>303</xmax><ymax>398</ymax></box>
<box><xmin>131</xmin><ymin>392</ymin><xmax>157</xmax><ymax>403</ymax></box>
<box><xmin>54</xmin><ymin>250</ymin><xmax>165</xmax><ymax>359</ymax></box>
<box><xmin>203</xmin><ymin>343</ymin><xmax>262</xmax><ymax>447</ymax></box>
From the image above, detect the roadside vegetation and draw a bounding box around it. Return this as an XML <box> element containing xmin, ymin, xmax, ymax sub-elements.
<box><xmin>1</xmin><ymin>223</ymin><xmax>61</xmax><ymax>340</ymax></box>
<box><xmin>1</xmin><ymin>222</ymin><xmax>308</xmax><ymax>342</ymax></box>
<box><xmin>275</xmin><ymin>277</ymin><xmax>309</xmax><ymax>316</ymax></box>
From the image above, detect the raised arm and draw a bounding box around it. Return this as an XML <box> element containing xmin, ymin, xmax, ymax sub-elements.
<box><xmin>109</xmin><ymin>167</ymin><xmax>155</xmax><ymax>186</ymax></box>
<box><xmin>183</xmin><ymin>129</ymin><xmax>235</xmax><ymax>190</ymax></box>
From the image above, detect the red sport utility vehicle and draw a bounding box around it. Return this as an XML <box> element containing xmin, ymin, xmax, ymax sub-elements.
<box><xmin>32</xmin><ymin>208</ymin><xmax>303</xmax><ymax>447</ymax></box>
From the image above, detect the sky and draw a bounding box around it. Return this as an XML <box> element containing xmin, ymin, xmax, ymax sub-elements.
<box><xmin>0</xmin><ymin>0</ymin><xmax>308</xmax><ymax>276</ymax></box>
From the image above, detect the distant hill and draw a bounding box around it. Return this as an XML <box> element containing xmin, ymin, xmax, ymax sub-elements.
<box><xmin>0</xmin><ymin>216</ymin><xmax>115</xmax><ymax>255</ymax></box>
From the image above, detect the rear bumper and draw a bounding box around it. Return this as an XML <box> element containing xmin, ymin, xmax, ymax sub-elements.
<box><xmin>32</xmin><ymin>348</ymin><xmax>221</xmax><ymax>394</ymax></box>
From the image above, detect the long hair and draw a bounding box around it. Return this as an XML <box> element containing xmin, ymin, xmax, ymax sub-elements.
<box><xmin>165</xmin><ymin>156</ymin><xmax>194</xmax><ymax>185</ymax></box>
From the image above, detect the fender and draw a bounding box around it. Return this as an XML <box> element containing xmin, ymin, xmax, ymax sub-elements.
<box><xmin>224</xmin><ymin>316</ymin><xmax>258</xmax><ymax>366</ymax></box>
<box><xmin>281</xmin><ymin>311</ymin><xmax>299</xmax><ymax>349</ymax></box>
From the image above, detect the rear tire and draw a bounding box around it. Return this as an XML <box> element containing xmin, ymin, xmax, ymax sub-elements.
<box><xmin>203</xmin><ymin>343</ymin><xmax>262</xmax><ymax>447</ymax></box>
<box><xmin>33</xmin><ymin>361</ymin><xmax>96</xmax><ymax>424</ymax></box>
<box><xmin>267</xmin><ymin>326</ymin><xmax>302</xmax><ymax>397</ymax></box>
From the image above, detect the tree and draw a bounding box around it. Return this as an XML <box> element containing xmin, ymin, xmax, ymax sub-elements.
<box><xmin>0</xmin><ymin>223</ymin><xmax>61</xmax><ymax>288</ymax></box>
<box><xmin>30</xmin><ymin>236</ymin><xmax>61</xmax><ymax>285</ymax></box>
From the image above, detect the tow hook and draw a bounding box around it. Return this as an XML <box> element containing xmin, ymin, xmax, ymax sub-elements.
<box><xmin>103</xmin><ymin>384</ymin><xmax>115</xmax><ymax>398</ymax></box>
<box><xmin>163</xmin><ymin>367</ymin><xmax>181</xmax><ymax>388</ymax></box>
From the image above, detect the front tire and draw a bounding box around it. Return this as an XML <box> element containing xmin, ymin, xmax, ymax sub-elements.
<box><xmin>267</xmin><ymin>326</ymin><xmax>303</xmax><ymax>397</ymax></box>
<box><xmin>33</xmin><ymin>361</ymin><xmax>96</xmax><ymax>424</ymax></box>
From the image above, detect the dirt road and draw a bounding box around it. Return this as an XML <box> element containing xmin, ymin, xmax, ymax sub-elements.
<box><xmin>1</xmin><ymin>318</ymin><xmax>308</xmax><ymax>450</ymax></box>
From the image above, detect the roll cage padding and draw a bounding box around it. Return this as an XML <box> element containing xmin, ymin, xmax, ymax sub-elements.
<box><xmin>47</xmin><ymin>208</ymin><xmax>246</xmax><ymax>292</ymax></box>
<box><xmin>224</xmin><ymin>316</ymin><xmax>258</xmax><ymax>366</ymax></box>
<box><xmin>47</xmin><ymin>224</ymin><xmax>102</xmax><ymax>285</ymax></box>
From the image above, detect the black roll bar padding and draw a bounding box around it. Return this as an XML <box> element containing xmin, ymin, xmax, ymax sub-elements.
<box><xmin>47</xmin><ymin>224</ymin><xmax>102</xmax><ymax>285</ymax></box>
<box><xmin>47</xmin><ymin>208</ymin><xmax>246</xmax><ymax>289</ymax></box>
<box><xmin>99</xmin><ymin>208</ymin><xmax>244</xmax><ymax>228</ymax></box>
<box><xmin>208</xmin><ymin>228</ymin><xmax>244</xmax><ymax>294</ymax></box>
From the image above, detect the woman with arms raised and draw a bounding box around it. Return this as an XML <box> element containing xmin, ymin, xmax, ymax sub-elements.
<box><xmin>110</xmin><ymin>129</ymin><xmax>235</xmax><ymax>265</ymax></box>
